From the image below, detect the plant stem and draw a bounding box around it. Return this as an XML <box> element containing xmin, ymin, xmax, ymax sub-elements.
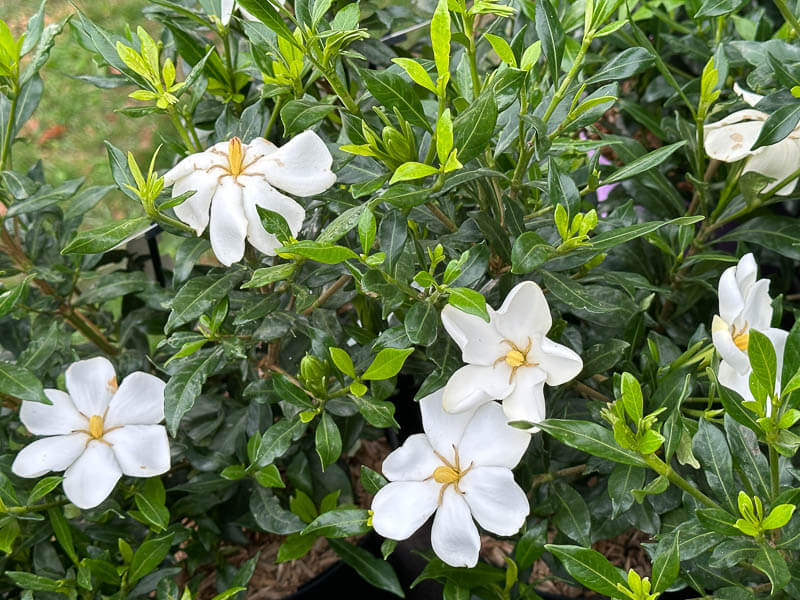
<box><xmin>168</xmin><ymin>107</ymin><xmax>198</xmax><ymax>152</ymax></box>
<box><xmin>541</xmin><ymin>33</ymin><xmax>593</xmax><ymax>125</ymax></box>
<box><xmin>643</xmin><ymin>453</ymin><xmax>722</xmax><ymax>510</ymax></box>
<box><xmin>301</xmin><ymin>274</ymin><xmax>352</xmax><ymax>315</ymax></box>
<box><xmin>264</xmin><ymin>96</ymin><xmax>285</xmax><ymax>138</ymax></box>
<box><xmin>769</xmin><ymin>445</ymin><xmax>780</xmax><ymax>501</ymax></box>
<box><xmin>0</xmin><ymin>88</ymin><xmax>18</xmax><ymax>171</ymax></box>
<box><xmin>324</xmin><ymin>68</ymin><xmax>360</xmax><ymax>116</ymax></box>
<box><xmin>463</xmin><ymin>14</ymin><xmax>481</xmax><ymax>98</ymax></box>
<box><xmin>425</xmin><ymin>201</ymin><xmax>458</xmax><ymax>232</ymax></box>
<box><xmin>774</xmin><ymin>0</ymin><xmax>800</xmax><ymax>39</ymax></box>
<box><xmin>7</xmin><ymin>499</ymin><xmax>69</xmax><ymax>514</ymax></box>
<box><xmin>759</xmin><ymin>163</ymin><xmax>800</xmax><ymax>203</ymax></box>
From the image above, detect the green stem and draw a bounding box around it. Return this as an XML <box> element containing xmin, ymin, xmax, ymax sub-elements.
<box><xmin>324</xmin><ymin>68</ymin><xmax>360</xmax><ymax>116</ymax></box>
<box><xmin>464</xmin><ymin>14</ymin><xmax>481</xmax><ymax>97</ymax></box>
<box><xmin>541</xmin><ymin>33</ymin><xmax>593</xmax><ymax>124</ymax></box>
<box><xmin>774</xmin><ymin>0</ymin><xmax>800</xmax><ymax>39</ymax></box>
<box><xmin>759</xmin><ymin>163</ymin><xmax>800</xmax><ymax>203</ymax></box>
<box><xmin>769</xmin><ymin>445</ymin><xmax>780</xmax><ymax>501</ymax></box>
<box><xmin>643</xmin><ymin>453</ymin><xmax>722</xmax><ymax>509</ymax></box>
<box><xmin>7</xmin><ymin>499</ymin><xmax>69</xmax><ymax>514</ymax></box>
<box><xmin>425</xmin><ymin>201</ymin><xmax>458</xmax><ymax>232</ymax></box>
<box><xmin>264</xmin><ymin>96</ymin><xmax>285</xmax><ymax>138</ymax></box>
<box><xmin>168</xmin><ymin>108</ymin><xmax>198</xmax><ymax>152</ymax></box>
<box><xmin>0</xmin><ymin>87</ymin><xmax>18</xmax><ymax>171</ymax></box>
<box><xmin>222</xmin><ymin>29</ymin><xmax>236</xmax><ymax>93</ymax></box>
<box><xmin>187</xmin><ymin>115</ymin><xmax>203</xmax><ymax>150</ymax></box>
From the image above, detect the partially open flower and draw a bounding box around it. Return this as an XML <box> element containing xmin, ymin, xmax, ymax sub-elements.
<box><xmin>371</xmin><ymin>390</ymin><xmax>530</xmax><ymax>567</ymax></box>
<box><xmin>704</xmin><ymin>83</ymin><xmax>800</xmax><ymax>196</ymax></box>
<box><xmin>441</xmin><ymin>281</ymin><xmax>583</xmax><ymax>431</ymax></box>
<box><xmin>11</xmin><ymin>357</ymin><xmax>170</xmax><ymax>509</ymax></box>
<box><xmin>163</xmin><ymin>131</ymin><xmax>335</xmax><ymax>266</ymax></box>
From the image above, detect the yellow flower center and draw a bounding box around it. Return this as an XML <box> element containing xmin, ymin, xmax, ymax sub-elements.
<box><xmin>88</xmin><ymin>415</ymin><xmax>104</xmax><ymax>440</ymax></box>
<box><xmin>427</xmin><ymin>446</ymin><xmax>474</xmax><ymax>505</ymax></box>
<box><xmin>505</xmin><ymin>349</ymin><xmax>527</xmax><ymax>368</ymax></box>
<box><xmin>227</xmin><ymin>137</ymin><xmax>245</xmax><ymax>177</ymax></box>
<box><xmin>432</xmin><ymin>465</ymin><xmax>461</xmax><ymax>484</ymax></box>
<box><xmin>731</xmin><ymin>322</ymin><xmax>750</xmax><ymax>351</ymax></box>
<box><xmin>494</xmin><ymin>338</ymin><xmax>539</xmax><ymax>383</ymax></box>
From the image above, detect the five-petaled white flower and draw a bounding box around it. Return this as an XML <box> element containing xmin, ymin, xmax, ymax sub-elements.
<box><xmin>11</xmin><ymin>357</ymin><xmax>170</xmax><ymax>509</ymax></box>
<box><xmin>371</xmin><ymin>390</ymin><xmax>530</xmax><ymax>568</ymax></box>
<box><xmin>441</xmin><ymin>280</ymin><xmax>583</xmax><ymax>431</ymax></box>
<box><xmin>704</xmin><ymin>83</ymin><xmax>800</xmax><ymax>196</ymax></box>
<box><xmin>163</xmin><ymin>131</ymin><xmax>336</xmax><ymax>266</ymax></box>
<box><xmin>712</xmin><ymin>253</ymin><xmax>786</xmax><ymax>416</ymax></box>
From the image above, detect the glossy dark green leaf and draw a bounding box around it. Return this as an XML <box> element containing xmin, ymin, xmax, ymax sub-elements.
<box><xmin>539</xmin><ymin>419</ymin><xmax>647</xmax><ymax>466</ymax></box>
<box><xmin>750</xmin><ymin>102</ymin><xmax>800</xmax><ymax>151</ymax></box>
<box><xmin>535</xmin><ymin>0</ymin><xmax>564</xmax><ymax>85</ymax></box>
<box><xmin>329</xmin><ymin>539</ymin><xmax>405</xmax><ymax>597</ymax></box>
<box><xmin>315</xmin><ymin>412</ymin><xmax>342</xmax><ymax>471</ymax></box>
<box><xmin>404</xmin><ymin>301</ymin><xmax>438</xmax><ymax>346</ymax></box>
<box><xmin>302</xmin><ymin>508</ymin><xmax>371</xmax><ymax>537</ymax></box>
<box><xmin>753</xmin><ymin>545</ymin><xmax>790</xmax><ymax>593</ymax></box>
<box><xmin>166</xmin><ymin>269</ymin><xmax>244</xmax><ymax>331</ymax></box>
<box><xmin>552</xmin><ymin>482</ymin><xmax>591</xmax><ymax>546</ymax></box>
<box><xmin>586</xmin><ymin>47</ymin><xmax>654</xmax><ymax>84</ymax></box>
<box><xmin>164</xmin><ymin>348</ymin><xmax>224</xmax><ymax>436</ymax></box>
<box><xmin>128</xmin><ymin>534</ymin><xmax>174</xmax><ymax>585</ymax></box>
<box><xmin>281</xmin><ymin>99</ymin><xmax>336</xmax><ymax>136</ymax></box>
<box><xmin>541</xmin><ymin>271</ymin><xmax>619</xmax><ymax>314</ymax></box>
<box><xmin>545</xmin><ymin>545</ymin><xmax>625</xmax><ymax>597</ymax></box>
<box><xmin>61</xmin><ymin>216</ymin><xmax>151</xmax><ymax>255</ymax></box>
<box><xmin>651</xmin><ymin>533</ymin><xmax>680</xmax><ymax>594</ymax></box>
<box><xmin>256</xmin><ymin>417</ymin><xmax>307</xmax><ymax>466</ymax></box>
<box><xmin>238</xmin><ymin>0</ymin><xmax>297</xmax><ymax>43</ymax></box>
<box><xmin>511</xmin><ymin>231</ymin><xmax>554</xmax><ymax>274</ymax></box>
<box><xmin>719</xmin><ymin>216</ymin><xmax>800</xmax><ymax>261</ymax></box>
<box><xmin>361</xmin><ymin>69</ymin><xmax>430</xmax><ymax>131</ymax></box>
<box><xmin>251</xmin><ymin>488</ymin><xmax>305</xmax><ymax>534</ymax></box>
<box><xmin>0</xmin><ymin>361</ymin><xmax>48</xmax><ymax>403</ymax></box>
<box><xmin>453</xmin><ymin>91</ymin><xmax>498</xmax><ymax>163</ymax></box>
<box><xmin>601</xmin><ymin>141</ymin><xmax>687</xmax><ymax>185</ymax></box>
<box><xmin>692</xmin><ymin>419</ymin><xmax>736</xmax><ymax>512</ymax></box>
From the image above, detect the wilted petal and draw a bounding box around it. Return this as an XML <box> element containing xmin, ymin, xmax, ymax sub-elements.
<box><xmin>431</xmin><ymin>487</ymin><xmax>480</xmax><ymax>567</ymax></box>
<box><xmin>381</xmin><ymin>433</ymin><xmax>440</xmax><ymax>481</ymax></box>
<box><xmin>718</xmin><ymin>264</ymin><xmax>746</xmax><ymax>326</ymax></box>
<box><xmin>501</xmin><ymin>367</ymin><xmax>548</xmax><ymax>433</ymax></box>
<box><xmin>263</xmin><ymin>131</ymin><xmax>336</xmax><ymax>196</ymax></box>
<box><xmin>65</xmin><ymin>357</ymin><xmax>117</xmax><ymax>418</ymax></box>
<box><xmin>172</xmin><ymin>171</ymin><xmax>217</xmax><ymax>235</ymax></box>
<box><xmin>12</xmin><ymin>433</ymin><xmax>88</xmax><ymax>477</ymax></box>
<box><xmin>493</xmin><ymin>281</ymin><xmax>553</xmax><ymax>348</ymax></box>
<box><xmin>241</xmin><ymin>176</ymin><xmax>306</xmax><ymax>256</ymax></box>
<box><xmin>420</xmin><ymin>390</ymin><xmax>475</xmax><ymax>458</ymax></box>
<box><xmin>442</xmin><ymin>364</ymin><xmax>514</xmax><ymax>414</ymax></box>
<box><xmin>461</xmin><ymin>466</ymin><xmax>529</xmax><ymax>536</ymax></box>
<box><xmin>105</xmin><ymin>373</ymin><xmax>166</xmax><ymax>429</ymax></box>
<box><xmin>744</xmin><ymin>139</ymin><xmax>800</xmax><ymax>196</ymax></box>
<box><xmin>63</xmin><ymin>440</ymin><xmax>122</xmax><ymax>509</ymax></box>
<box><xmin>441</xmin><ymin>305</ymin><xmax>505</xmax><ymax>365</ymax></box>
<box><xmin>458</xmin><ymin>401</ymin><xmax>530</xmax><ymax>468</ymax></box>
<box><xmin>711</xmin><ymin>315</ymin><xmax>750</xmax><ymax>375</ymax></box>
<box><xmin>371</xmin><ymin>480</ymin><xmax>439</xmax><ymax>540</ymax></box>
<box><xmin>734</xmin><ymin>82</ymin><xmax>765</xmax><ymax>108</ymax></box>
<box><xmin>163</xmin><ymin>151</ymin><xmax>225</xmax><ymax>186</ymax></box>
<box><xmin>20</xmin><ymin>389</ymin><xmax>87</xmax><ymax>436</ymax></box>
<box><xmin>704</xmin><ymin>120</ymin><xmax>765</xmax><ymax>162</ymax></box>
<box><xmin>533</xmin><ymin>337</ymin><xmax>583</xmax><ymax>386</ymax></box>
<box><xmin>209</xmin><ymin>178</ymin><xmax>248</xmax><ymax>266</ymax></box>
<box><xmin>105</xmin><ymin>425</ymin><xmax>170</xmax><ymax>477</ymax></box>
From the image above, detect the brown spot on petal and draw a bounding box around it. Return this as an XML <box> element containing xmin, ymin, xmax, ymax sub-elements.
<box><xmin>107</xmin><ymin>376</ymin><xmax>118</xmax><ymax>393</ymax></box>
<box><xmin>730</xmin><ymin>132</ymin><xmax>745</xmax><ymax>142</ymax></box>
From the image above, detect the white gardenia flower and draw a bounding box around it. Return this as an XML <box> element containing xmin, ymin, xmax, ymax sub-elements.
<box><xmin>712</xmin><ymin>253</ymin><xmax>787</xmax><ymax>417</ymax></box>
<box><xmin>164</xmin><ymin>131</ymin><xmax>336</xmax><ymax>266</ymax></box>
<box><xmin>371</xmin><ymin>390</ymin><xmax>530</xmax><ymax>568</ymax></box>
<box><xmin>441</xmin><ymin>280</ymin><xmax>583</xmax><ymax>431</ymax></box>
<box><xmin>704</xmin><ymin>83</ymin><xmax>800</xmax><ymax>196</ymax></box>
<box><xmin>11</xmin><ymin>357</ymin><xmax>170</xmax><ymax>510</ymax></box>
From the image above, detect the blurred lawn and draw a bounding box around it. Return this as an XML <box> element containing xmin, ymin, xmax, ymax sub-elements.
<box><xmin>5</xmin><ymin>1</ymin><xmax>167</xmax><ymax>221</ymax></box>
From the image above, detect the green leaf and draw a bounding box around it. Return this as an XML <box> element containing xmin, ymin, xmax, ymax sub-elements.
<box><xmin>134</xmin><ymin>481</ymin><xmax>170</xmax><ymax>532</ymax></box>
<box><xmin>552</xmin><ymin>483</ymin><xmax>591</xmax><ymax>546</ymax></box>
<box><xmin>272</xmin><ymin>374</ymin><xmax>314</xmax><ymax>409</ymax></box>
<box><xmin>710</xmin><ymin>368</ymin><xmax>761</xmax><ymax>432</ymax></box>
<box><xmin>277</xmin><ymin>533</ymin><xmax>317</xmax><ymax>562</ymax></box>
<box><xmin>238</xmin><ymin>0</ymin><xmax>297</xmax><ymax>44</ymax></box>
<box><xmin>164</xmin><ymin>348</ymin><xmax>224</xmax><ymax>436</ymax></box>
<box><xmin>254</xmin><ymin>464</ymin><xmax>285</xmax><ymax>488</ymax></box>
<box><xmin>302</xmin><ymin>508</ymin><xmax>371</xmax><ymax>537</ymax></box>
<box><xmin>361</xmin><ymin>69</ymin><xmax>430</xmax><ymax>131</ymax></box>
<box><xmin>315</xmin><ymin>412</ymin><xmax>342</xmax><ymax>471</ymax></box>
<box><xmin>358</xmin><ymin>208</ymin><xmax>376</xmax><ymax>255</ymax></box>
<box><xmin>360</xmin><ymin>465</ymin><xmax>388</xmax><ymax>495</ymax></box>
<box><xmin>484</xmin><ymin>33</ymin><xmax>516</xmax><ymax>67</ymax></box>
<box><xmin>651</xmin><ymin>528</ymin><xmax>679</xmax><ymax>593</ymax></box>
<box><xmin>511</xmin><ymin>231</ymin><xmax>554</xmax><ymax>274</ymax></box>
<box><xmin>256</xmin><ymin>417</ymin><xmax>307</xmax><ymax>466</ymax></box>
<box><xmin>692</xmin><ymin>419</ymin><xmax>737</xmax><ymax>513</ymax></box>
<box><xmin>589</xmin><ymin>216</ymin><xmax>704</xmax><ymax>251</ymax></box>
<box><xmin>762</xmin><ymin>504</ymin><xmax>796</xmax><ymax>530</ymax></box>
<box><xmin>0</xmin><ymin>361</ymin><xmax>48</xmax><ymax>403</ymax></box>
<box><xmin>600</xmin><ymin>141</ymin><xmax>687</xmax><ymax>185</ymax></box>
<box><xmin>129</xmin><ymin>534</ymin><xmax>174</xmax><ymax>585</ymax></box>
<box><xmin>447</xmin><ymin>287</ymin><xmax>489</xmax><ymax>321</ymax></box>
<box><xmin>48</xmin><ymin>508</ymin><xmax>77</xmax><ymax>565</ymax></box>
<box><xmin>27</xmin><ymin>476</ymin><xmax>63</xmax><ymax>504</ymax></box>
<box><xmin>281</xmin><ymin>99</ymin><xmax>336</xmax><ymax>136</ymax></box>
<box><xmin>453</xmin><ymin>91</ymin><xmax>498</xmax><ymax>163</ymax></box>
<box><xmin>695</xmin><ymin>0</ymin><xmax>748</xmax><ymax>16</ymax></box>
<box><xmin>545</xmin><ymin>545</ymin><xmax>625</xmax><ymax>597</ymax></box>
<box><xmin>750</xmin><ymin>102</ymin><xmax>800</xmax><ymax>151</ymax></box>
<box><xmin>61</xmin><ymin>216</ymin><xmax>151</xmax><ymax>254</ymax></box>
<box><xmin>329</xmin><ymin>539</ymin><xmax>405</xmax><ymax>597</ymax></box>
<box><xmin>352</xmin><ymin>395</ymin><xmax>399</xmax><ymax>427</ymax></box>
<box><xmin>166</xmin><ymin>270</ymin><xmax>244</xmax><ymax>332</ymax></box>
<box><xmin>724</xmin><ymin>415</ymin><xmax>770</xmax><ymax>499</ymax></box>
<box><xmin>379</xmin><ymin>184</ymin><xmax>430</xmax><ymax>209</ymax></box>
<box><xmin>747</xmin><ymin>329</ymin><xmax>777</xmax><ymax>403</ymax></box>
<box><xmin>329</xmin><ymin>347</ymin><xmax>356</xmax><ymax>378</ymax></box>
<box><xmin>538</xmin><ymin>419</ymin><xmax>647</xmax><ymax>466</ymax></box>
<box><xmin>535</xmin><ymin>0</ymin><xmax>564</xmax><ymax>85</ymax></box>
<box><xmin>277</xmin><ymin>241</ymin><xmax>359</xmax><ymax>264</ymax></box>
<box><xmin>6</xmin><ymin>572</ymin><xmax>67</xmax><ymax>593</ymax></box>
<box><xmin>391</xmin><ymin>58</ymin><xmax>436</xmax><ymax>93</ymax></box>
<box><xmin>431</xmin><ymin>0</ymin><xmax>451</xmax><ymax>82</ymax></box>
<box><xmin>753</xmin><ymin>545</ymin><xmax>790</xmax><ymax>593</ymax></box>
<box><xmin>241</xmin><ymin>263</ymin><xmax>297</xmax><ymax>289</ymax></box>
<box><xmin>436</xmin><ymin>109</ymin><xmax>454</xmax><ymax>165</ymax></box>
<box><xmin>719</xmin><ymin>216</ymin><xmax>800</xmax><ymax>261</ymax></box>
<box><xmin>362</xmin><ymin>348</ymin><xmax>415</xmax><ymax>380</ymax></box>
<box><xmin>405</xmin><ymin>301</ymin><xmax>439</xmax><ymax>346</ymax></box>
<box><xmin>389</xmin><ymin>162</ymin><xmax>439</xmax><ymax>185</ymax></box>
<box><xmin>251</xmin><ymin>488</ymin><xmax>306</xmax><ymax>534</ymax></box>
<box><xmin>586</xmin><ymin>47</ymin><xmax>654</xmax><ymax>84</ymax></box>
<box><xmin>0</xmin><ymin>275</ymin><xmax>34</xmax><ymax>317</ymax></box>
<box><xmin>257</xmin><ymin>206</ymin><xmax>293</xmax><ymax>245</ymax></box>
<box><xmin>540</xmin><ymin>271</ymin><xmax>619</xmax><ymax>314</ymax></box>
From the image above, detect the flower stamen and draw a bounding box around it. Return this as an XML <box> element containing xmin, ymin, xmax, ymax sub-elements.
<box><xmin>494</xmin><ymin>337</ymin><xmax>539</xmax><ymax>383</ymax></box>
<box><xmin>227</xmin><ymin>137</ymin><xmax>245</xmax><ymax>176</ymax></box>
<box><xmin>427</xmin><ymin>446</ymin><xmax>474</xmax><ymax>505</ymax></box>
<box><xmin>731</xmin><ymin>322</ymin><xmax>750</xmax><ymax>351</ymax></box>
<box><xmin>88</xmin><ymin>415</ymin><xmax>104</xmax><ymax>440</ymax></box>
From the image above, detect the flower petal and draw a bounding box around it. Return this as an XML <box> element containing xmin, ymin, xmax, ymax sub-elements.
<box><xmin>12</xmin><ymin>433</ymin><xmax>88</xmax><ymax>477</ymax></box>
<box><xmin>734</xmin><ymin>82</ymin><xmax>765</xmax><ymax>108</ymax></box>
<box><xmin>704</xmin><ymin>120</ymin><xmax>765</xmax><ymax>162</ymax></box>
<box><xmin>371</xmin><ymin>480</ymin><xmax>439</xmax><ymax>540</ymax></box>
<box><xmin>220</xmin><ymin>0</ymin><xmax>234</xmax><ymax>25</ymax></box>
<box><xmin>734</xmin><ymin>253</ymin><xmax>757</xmax><ymax>293</ymax></box>
<box><xmin>263</xmin><ymin>131</ymin><xmax>336</xmax><ymax>196</ymax></box>
<box><xmin>241</xmin><ymin>176</ymin><xmax>306</xmax><ymax>256</ymax></box>
<box><xmin>711</xmin><ymin>315</ymin><xmax>751</xmax><ymax>375</ymax></box>
<box><xmin>493</xmin><ymin>281</ymin><xmax>553</xmax><ymax>348</ymax></box>
<box><xmin>431</xmin><ymin>486</ymin><xmax>480</xmax><ymax>568</ymax></box>
<box><xmin>63</xmin><ymin>440</ymin><xmax>122</xmax><ymax>509</ymax></box>
<box><xmin>501</xmin><ymin>367</ymin><xmax>548</xmax><ymax>432</ymax></box>
<box><xmin>245</xmin><ymin>137</ymin><xmax>278</xmax><ymax>163</ymax></box>
<box><xmin>209</xmin><ymin>177</ymin><xmax>248</xmax><ymax>266</ymax></box>
<box><xmin>461</xmin><ymin>466</ymin><xmax>529</xmax><ymax>536</ymax></box>
<box><xmin>20</xmin><ymin>389</ymin><xmax>87</xmax><ymax>436</ymax></box>
<box><xmin>718</xmin><ymin>360</ymin><xmax>759</xmax><ymax>411</ymax></box>
<box><xmin>163</xmin><ymin>151</ymin><xmax>225</xmax><ymax>186</ymax></box>
<box><xmin>442</xmin><ymin>364</ymin><xmax>514</xmax><ymax>414</ymax></box>
<box><xmin>104</xmin><ymin>372</ymin><xmax>166</xmax><ymax>429</ymax></box>
<box><xmin>104</xmin><ymin>425</ymin><xmax>171</xmax><ymax>477</ymax></box>
<box><xmin>458</xmin><ymin>401</ymin><xmax>531</xmax><ymax>468</ymax></box>
<box><xmin>740</xmin><ymin>278</ymin><xmax>772</xmax><ymax>332</ymax></box>
<box><xmin>718</xmin><ymin>263</ymin><xmax>746</xmax><ymax>326</ymax></box>
<box><xmin>440</xmin><ymin>304</ymin><xmax>505</xmax><ymax>365</ymax></box>
<box><xmin>65</xmin><ymin>357</ymin><xmax>117</xmax><ymax>418</ymax></box>
<box><xmin>533</xmin><ymin>336</ymin><xmax>583</xmax><ymax>386</ymax></box>
<box><xmin>172</xmin><ymin>171</ymin><xmax>216</xmax><ymax>235</ymax></box>
<box><xmin>381</xmin><ymin>433</ymin><xmax>440</xmax><ymax>481</ymax></box>
<box><xmin>743</xmin><ymin>139</ymin><xmax>800</xmax><ymax>196</ymax></box>
<box><xmin>420</xmin><ymin>389</ymin><xmax>476</xmax><ymax>458</ymax></box>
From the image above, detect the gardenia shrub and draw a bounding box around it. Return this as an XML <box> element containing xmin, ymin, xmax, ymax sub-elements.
<box><xmin>2</xmin><ymin>0</ymin><xmax>800</xmax><ymax>598</ymax></box>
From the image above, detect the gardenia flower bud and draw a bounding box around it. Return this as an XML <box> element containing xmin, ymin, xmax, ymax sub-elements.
<box><xmin>163</xmin><ymin>131</ymin><xmax>336</xmax><ymax>266</ymax></box>
<box><xmin>11</xmin><ymin>357</ymin><xmax>170</xmax><ymax>509</ymax></box>
<box><xmin>441</xmin><ymin>280</ymin><xmax>583</xmax><ymax>431</ymax></box>
<box><xmin>371</xmin><ymin>390</ymin><xmax>530</xmax><ymax>568</ymax></box>
<box><xmin>704</xmin><ymin>83</ymin><xmax>800</xmax><ymax>196</ymax></box>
